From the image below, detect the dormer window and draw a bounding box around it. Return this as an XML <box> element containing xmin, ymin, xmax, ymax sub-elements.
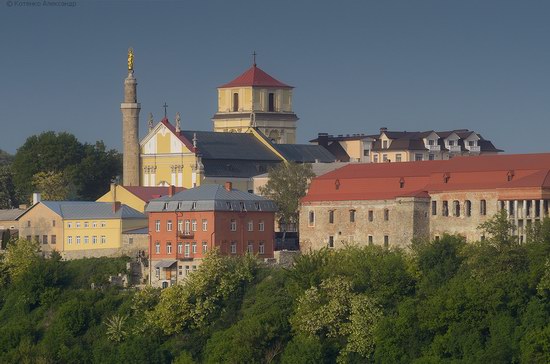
<box><xmin>163</xmin><ymin>202</ymin><xmax>169</xmax><ymax>210</ymax></box>
<box><xmin>448</xmin><ymin>140</ymin><xmax>455</xmax><ymax>146</ymax></box>
<box><xmin>428</xmin><ymin>139</ymin><xmax>435</xmax><ymax>146</ymax></box>
<box><xmin>226</xmin><ymin>202</ymin><xmax>233</xmax><ymax>210</ymax></box>
<box><xmin>507</xmin><ymin>170</ymin><xmax>514</xmax><ymax>182</ymax></box>
<box><xmin>255</xmin><ymin>202</ymin><xmax>261</xmax><ymax>211</ymax></box>
<box><xmin>382</xmin><ymin>140</ymin><xmax>388</xmax><ymax>149</ymax></box>
<box><xmin>399</xmin><ymin>178</ymin><xmax>405</xmax><ymax>189</ymax></box>
<box><xmin>191</xmin><ymin>201</ymin><xmax>197</xmax><ymax>210</ymax></box>
<box><xmin>239</xmin><ymin>202</ymin><xmax>246</xmax><ymax>211</ymax></box>
<box><xmin>468</xmin><ymin>140</ymin><xmax>476</xmax><ymax>147</ymax></box>
<box><xmin>177</xmin><ymin>202</ymin><xmax>183</xmax><ymax>210</ymax></box>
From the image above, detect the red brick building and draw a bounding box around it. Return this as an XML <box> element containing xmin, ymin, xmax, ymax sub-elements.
<box><xmin>146</xmin><ymin>182</ymin><xmax>277</xmax><ymax>288</ymax></box>
<box><xmin>300</xmin><ymin>153</ymin><xmax>550</xmax><ymax>251</ymax></box>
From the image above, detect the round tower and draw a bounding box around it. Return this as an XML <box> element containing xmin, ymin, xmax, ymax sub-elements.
<box><xmin>120</xmin><ymin>48</ymin><xmax>141</xmax><ymax>186</ymax></box>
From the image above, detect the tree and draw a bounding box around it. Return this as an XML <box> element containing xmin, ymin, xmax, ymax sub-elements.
<box><xmin>1</xmin><ymin>237</ymin><xmax>41</xmax><ymax>282</ymax></box>
<box><xmin>0</xmin><ymin>149</ymin><xmax>13</xmax><ymax>166</ymax></box>
<box><xmin>144</xmin><ymin>250</ymin><xmax>258</xmax><ymax>335</ymax></box>
<box><xmin>105</xmin><ymin>314</ymin><xmax>128</xmax><ymax>343</ymax></box>
<box><xmin>12</xmin><ymin>131</ymin><xmax>84</xmax><ymax>201</ymax></box>
<box><xmin>67</xmin><ymin>141</ymin><xmax>121</xmax><ymax>200</ymax></box>
<box><xmin>11</xmin><ymin>132</ymin><xmax>122</xmax><ymax>202</ymax></box>
<box><xmin>478</xmin><ymin>209</ymin><xmax>517</xmax><ymax>249</ymax></box>
<box><xmin>291</xmin><ymin>276</ymin><xmax>382</xmax><ymax>363</ymax></box>
<box><xmin>259</xmin><ymin>162</ymin><xmax>315</xmax><ymax>236</ymax></box>
<box><xmin>32</xmin><ymin>171</ymin><xmax>70</xmax><ymax>201</ymax></box>
<box><xmin>0</xmin><ymin>165</ymin><xmax>17</xmax><ymax>208</ymax></box>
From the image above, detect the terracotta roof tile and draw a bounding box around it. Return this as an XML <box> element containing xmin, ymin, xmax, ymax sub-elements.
<box><xmin>219</xmin><ymin>65</ymin><xmax>292</xmax><ymax>88</ymax></box>
<box><xmin>304</xmin><ymin>153</ymin><xmax>550</xmax><ymax>202</ymax></box>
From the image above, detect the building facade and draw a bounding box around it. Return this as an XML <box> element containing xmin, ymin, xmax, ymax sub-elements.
<box><xmin>146</xmin><ymin>183</ymin><xmax>277</xmax><ymax>288</ymax></box>
<box><xmin>17</xmin><ymin>200</ymin><xmax>147</xmax><ymax>259</ymax></box>
<box><xmin>311</xmin><ymin>128</ymin><xmax>502</xmax><ymax>163</ymax></box>
<box><xmin>300</xmin><ymin>153</ymin><xmax>550</xmax><ymax>251</ymax></box>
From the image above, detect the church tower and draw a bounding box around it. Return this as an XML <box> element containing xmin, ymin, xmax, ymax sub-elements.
<box><xmin>120</xmin><ymin>48</ymin><xmax>141</xmax><ymax>186</ymax></box>
<box><xmin>212</xmin><ymin>57</ymin><xmax>298</xmax><ymax>144</ymax></box>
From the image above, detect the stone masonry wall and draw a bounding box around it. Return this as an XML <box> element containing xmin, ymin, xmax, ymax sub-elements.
<box><xmin>299</xmin><ymin>197</ymin><xmax>429</xmax><ymax>252</ymax></box>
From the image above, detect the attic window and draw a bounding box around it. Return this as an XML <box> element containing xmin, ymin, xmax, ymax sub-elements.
<box><xmin>177</xmin><ymin>202</ymin><xmax>183</xmax><ymax>210</ymax></box>
<box><xmin>226</xmin><ymin>202</ymin><xmax>233</xmax><ymax>210</ymax></box>
<box><xmin>163</xmin><ymin>202</ymin><xmax>169</xmax><ymax>210</ymax></box>
<box><xmin>240</xmin><ymin>202</ymin><xmax>246</xmax><ymax>211</ymax></box>
<box><xmin>443</xmin><ymin>173</ymin><xmax>451</xmax><ymax>184</ymax></box>
<box><xmin>507</xmin><ymin>170</ymin><xmax>514</xmax><ymax>182</ymax></box>
<box><xmin>335</xmin><ymin>179</ymin><xmax>341</xmax><ymax>190</ymax></box>
<box><xmin>399</xmin><ymin>177</ymin><xmax>405</xmax><ymax>189</ymax></box>
<box><xmin>255</xmin><ymin>202</ymin><xmax>261</xmax><ymax>211</ymax></box>
<box><xmin>191</xmin><ymin>201</ymin><xmax>197</xmax><ymax>210</ymax></box>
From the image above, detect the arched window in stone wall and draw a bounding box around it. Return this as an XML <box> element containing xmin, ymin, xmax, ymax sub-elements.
<box><xmin>465</xmin><ymin>200</ymin><xmax>472</xmax><ymax>217</ymax></box>
<box><xmin>453</xmin><ymin>200</ymin><xmax>461</xmax><ymax>217</ymax></box>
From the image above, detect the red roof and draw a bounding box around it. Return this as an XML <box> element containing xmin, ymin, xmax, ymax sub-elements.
<box><xmin>124</xmin><ymin>186</ymin><xmax>186</xmax><ymax>203</ymax></box>
<box><xmin>159</xmin><ymin>118</ymin><xmax>196</xmax><ymax>152</ymax></box>
<box><xmin>303</xmin><ymin>153</ymin><xmax>550</xmax><ymax>202</ymax></box>
<box><xmin>219</xmin><ymin>64</ymin><xmax>293</xmax><ymax>89</ymax></box>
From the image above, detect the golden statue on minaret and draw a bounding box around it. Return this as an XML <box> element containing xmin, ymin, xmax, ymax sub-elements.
<box><xmin>127</xmin><ymin>47</ymin><xmax>134</xmax><ymax>71</ymax></box>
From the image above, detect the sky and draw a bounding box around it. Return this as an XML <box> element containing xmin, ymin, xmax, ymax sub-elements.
<box><xmin>0</xmin><ymin>0</ymin><xmax>549</xmax><ymax>155</ymax></box>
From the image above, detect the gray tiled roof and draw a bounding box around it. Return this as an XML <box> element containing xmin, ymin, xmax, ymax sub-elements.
<box><xmin>180</xmin><ymin>130</ymin><xmax>281</xmax><ymax>161</ymax></box>
<box><xmin>202</xmin><ymin>159</ymin><xmax>281</xmax><ymax>178</ymax></box>
<box><xmin>273</xmin><ymin>144</ymin><xmax>336</xmax><ymax>163</ymax></box>
<box><xmin>0</xmin><ymin>208</ymin><xmax>27</xmax><ymax>221</ymax></box>
<box><xmin>26</xmin><ymin>201</ymin><xmax>146</xmax><ymax>220</ymax></box>
<box><xmin>146</xmin><ymin>184</ymin><xmax>277</xmax><ymax>212</ymax></box>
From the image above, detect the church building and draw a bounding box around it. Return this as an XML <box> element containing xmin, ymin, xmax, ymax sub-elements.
<box><xmin>119</xmin><ymin>50</ymin><xmax>335</xmax><ymax>191</ymax></box>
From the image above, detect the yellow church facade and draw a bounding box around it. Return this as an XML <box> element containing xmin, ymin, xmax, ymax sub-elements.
<box><xmin>140</xmin><ymin>119</ymin><xmax>201</xmax><ymax>188</ymax></box>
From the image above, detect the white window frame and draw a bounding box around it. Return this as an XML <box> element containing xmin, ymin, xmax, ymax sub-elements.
<box><xmin>259</xmin><ymin>220</ymin><xmax>265</xmax><ymax>231</ymax></box>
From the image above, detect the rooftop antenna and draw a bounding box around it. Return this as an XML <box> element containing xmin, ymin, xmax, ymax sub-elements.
<box><xmin>163</xmin><ymin>102</ymin><xmax>168</xmax><ymax>118</ymax></box>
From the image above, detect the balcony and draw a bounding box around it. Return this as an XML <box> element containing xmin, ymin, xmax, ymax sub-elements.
<box><xmin>178</xmin><ymin>231</ymin><xmax>194</xmax><ymax>239</ymax></box>
<box><xmin>176</xmin><ymin>252</ymin><xmax>193</xmax><ymax>261</ymax></box>
<box><xmin>448</xmin><ymin>145</ymin><xmax>461</xmax><ymax>153</ymax></box>
<box><xmin>427</xmin><ymin>145</ymin><xmax>441</xmax><ymax>151</ymax></box>
<box><xmin>468</xmin><ymin>146</ymin><xmax>481</xmax><ymax>153</ymax></box>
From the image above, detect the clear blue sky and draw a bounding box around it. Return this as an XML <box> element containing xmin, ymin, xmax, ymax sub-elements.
<box><xmin>1</xmin><ymin>0</ymin><xmax>549</xmax><ymax>154</ymax></box>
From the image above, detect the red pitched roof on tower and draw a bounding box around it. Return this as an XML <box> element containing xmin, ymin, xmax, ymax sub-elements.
<box><xmin>219</xmin><ymin>64</ymin><xmax>293</xmax><ymax>88</ymax></box>
<box><xmin>303</xmin><ymin>153</ymin><xmax>550</xmax><ymax>202</ymax></box>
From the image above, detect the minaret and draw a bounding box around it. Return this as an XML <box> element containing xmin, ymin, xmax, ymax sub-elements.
<box><xmin>120</xmin><ymin>48</ymin><xmax>141</xmax><ymax>186</ymax></box>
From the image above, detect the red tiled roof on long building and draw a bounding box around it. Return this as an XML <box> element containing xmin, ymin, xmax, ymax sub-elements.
<box><xmin>219</xmin><ymin>64</ymin><xmax>293</xmax><ymax>89</ymax></box>
<box><xmin>303</xmin><ymin>153</ymin><xmax>550</xmax><ymax>202</ymax></box>
<box><xmin>124</xmin><ymin>186</ymin><xmax>186</xmax><ymax>203</ymax></box>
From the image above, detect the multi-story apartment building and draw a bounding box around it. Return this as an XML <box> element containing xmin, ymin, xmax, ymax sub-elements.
<box><xmin>299</xmin><ymin>153</ymin><xmax>550</xmax><ymax>251</ymax></box>
<box><xmin>311</xmin><ymin>128</ymin><xmax>502</xmax><ymax>163</ymax></box>
<box><xmin>145</xmin><ymin>183</ymin><xmax>277</xmax><ymax>288</ymax></box>
<box><xmin>16</xmin><ymin>199</ymin><xmax>147</xmax><ymax>259</ymax></box>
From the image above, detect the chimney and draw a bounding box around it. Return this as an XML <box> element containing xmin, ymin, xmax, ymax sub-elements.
<box><xmin>111</xmin><ymin>182</ymin><xmax>117</xmax><ymax>202</ymax></box>
<box><xmin>112</xmin><ymin>201</ymin><xmax>121</xmax><ymax>213</ymax></box>
<box><xmin>32</xmin><ymin>193</ymin><xmax>41</xmax><ymax>205</ymax></box>
<box><xmin>380</xmin><ymin>127</ymin><xmax>388</xmax><ymax>133</ymax></box>
<box><xmin>225</xmin><ymin>181</ymin><xmax>232</xmax><ymax>191</ymax></box>
<box><xmin>317</xmin><ymin>133</ymin><xmax>329</xmax><ymax>148</ymax></box>
<box><xmin>168</xmin><ymin>185</ymin><xmax>175</xmax><ymax>197</ymax></box>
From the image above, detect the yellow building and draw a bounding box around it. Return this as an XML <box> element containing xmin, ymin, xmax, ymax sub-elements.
<box><xmin>17</xmin><ymin>200</ymin><xmax>147</xmax><ymax>259</ymax></box>
<box><xmin>212</xmin><ymin>62</ymin><xmax>298</xmax><ymax>144</ymax></box>
<box><xmin>97</xmin><ymin>183</ymin><xmax>184</xmax><ymax>213</ymax></box>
